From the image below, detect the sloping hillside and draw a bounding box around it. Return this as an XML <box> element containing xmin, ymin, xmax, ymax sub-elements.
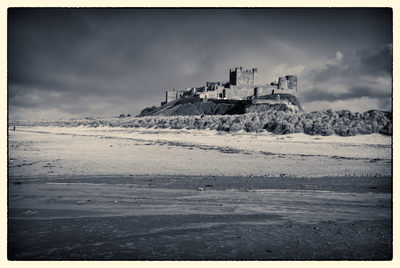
<box><xmin>139</xmin><ymin>94</ymin><xmax>303</xmax><ymax>116</ymax></box>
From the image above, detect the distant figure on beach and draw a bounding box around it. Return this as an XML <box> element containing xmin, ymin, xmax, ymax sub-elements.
<box><xmin>13</xmin><ymin>126</ymin><xmax>15</xmax><ymax>131</ymax></box>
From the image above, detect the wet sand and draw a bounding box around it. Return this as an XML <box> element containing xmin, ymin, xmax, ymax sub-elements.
<box><xmin>8</xmin><ymin>175</ymin><xmax>392</xmax><ymax>260</ymax></box>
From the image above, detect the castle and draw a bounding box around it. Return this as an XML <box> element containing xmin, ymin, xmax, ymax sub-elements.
<box><xmin>162</xmin><ymin>67</ymin><xmax>297</xmax><ymax>105</ymax></box>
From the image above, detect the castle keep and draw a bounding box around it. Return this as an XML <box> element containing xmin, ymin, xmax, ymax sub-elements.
<box><xmin>163</xmin><ymin>67</ymin><xmax>297</xmax><ymax>105</ymax></box>
<box><xmin>229</xmin><ymin>67</ymin><xmax>257</xmax><ymax>86</ymax></box>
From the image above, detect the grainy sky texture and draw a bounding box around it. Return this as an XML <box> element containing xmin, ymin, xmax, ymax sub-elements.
<box><xmin>8</xmin><ymin>8</ymin><xmax>392</xmax><ymax>120</ymax></box>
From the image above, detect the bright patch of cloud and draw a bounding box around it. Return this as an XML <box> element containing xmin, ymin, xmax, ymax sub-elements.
<box><xmin>299</xmin><ymin>44</ymin><xmax>392</xmax><ymax>112</ymax></box>
<box><xmin>336</xmin><ymin>51</ymin><xmax>343</xmax><ymax>61</ymax></box>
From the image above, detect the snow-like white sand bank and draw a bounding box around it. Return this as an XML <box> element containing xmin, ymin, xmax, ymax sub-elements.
<box><xmin>8</xmin><ymin>126</ymin><xmax>391</xmax><ymax>177</ymax></box>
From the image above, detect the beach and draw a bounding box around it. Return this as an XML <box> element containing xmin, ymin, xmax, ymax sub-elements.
<box><xmin>7</xmin><ymin>126</ymin><xmax>392</xmax><ymax>260</ymax></box>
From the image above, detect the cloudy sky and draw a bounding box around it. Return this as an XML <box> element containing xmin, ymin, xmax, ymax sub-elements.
<box><xmin>8</xmin><ymin>8</ymin><xmax>392</xmax><ymax>120</ymax></box>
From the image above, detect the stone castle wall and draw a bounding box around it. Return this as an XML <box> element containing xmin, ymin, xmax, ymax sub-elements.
<box><xmin>163</xmin><ymin>67</ymin><xmax>297</xmax><ymax>104</ymax></box>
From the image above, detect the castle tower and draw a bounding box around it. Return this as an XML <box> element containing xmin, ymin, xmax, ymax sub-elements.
<box><xmin>286</xmin><ymin>75</ymin><xmax>297</xmax><ymax>92</ymax></box>
<box><xmin>166</xmin><ymin>89</ymin><xmax>177</xmax><ymax>103</ymax></box>
<box><xmin>278</xmin><ymin>76</ymin><xmax>288</xmax><ymax>89</ymax></box>
<box><xmin>229</xmin><ymin>67</ymin><xmax>241</xmax><ymax>86</ymax></box>
<box><xmin>229</xmin><ymin>67</ymin><xmax>257</xmax><ymax>86</ymax></box>
<box><xmin>252</xmin><ymin>68</ymin><xmax>258</xmax><ymax>85</ymax></box>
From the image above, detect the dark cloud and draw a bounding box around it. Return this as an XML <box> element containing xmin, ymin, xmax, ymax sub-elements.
<box><xmin>302</xmin><ymin>86</ymin><xmax>391</xmax><ymax>103</ymax></box>
<box><xmin>358</xmin><ymin>44</ymin><xmax>392</xmax><ymax>76</ymax></box>
<box><xmin>312</xmin><ymin>44</ymin><xmax>392</xmax><ymax>83</ymax></box>
<box><xmin>8</xmin><ymin>8</ymin><xmax>392</xmax><ymax>119</ymax></box>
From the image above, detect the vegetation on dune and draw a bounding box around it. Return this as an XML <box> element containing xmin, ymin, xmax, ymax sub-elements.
<box><xmin>13</xmin><ymin>107</ymin><xmax>392</xmax><ymax>136</ymax></box>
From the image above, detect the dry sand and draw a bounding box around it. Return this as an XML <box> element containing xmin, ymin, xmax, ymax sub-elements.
<box><xmin>8</xmin><ymin>126</ymin><xmax>391</xmax><ymax>177</ymax></box>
